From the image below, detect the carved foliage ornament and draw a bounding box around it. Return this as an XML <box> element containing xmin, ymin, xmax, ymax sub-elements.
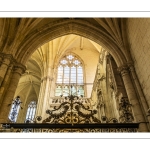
<box><xmin>119</xmin><ymin>97</ymin><xmax>134</xmax><ymax>123</ymax></box>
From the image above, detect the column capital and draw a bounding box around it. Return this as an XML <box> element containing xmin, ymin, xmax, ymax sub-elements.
<box><xmin>0</xmin><ymin>55</ymin><xmax>3</xmax><ymax>65</ymax></box>
<box><xmin>117</xmin><ymin>65</ymin><xmax>129</xmax><ymax>76</ymax></box>
<box><xmin>13</xmin><ymin>63</ymin><xmax>26</xmax><ymax>75</ymax></box>
<box><xmin>127</xmin><ymin>62</ymin><xmax>135</xmax><ymax>72</ymax></box>
<box><xmin>8</xmin><ymin>63</ymin><xmax>14</xmax><ymax>69</ymax></box>
<box><xmin>2</xmin><ymin>57</ymin><xmax>12</xmax><ymax>66</ymax></box>
<box><xmin>0</xmin><ymin>53</ymin><xmax>14</xmax><ymax>66</ymax></box>
<box><xmin>118</xmin><ymin>62</ymin><xmax>135</xmax><ymax>76</ymax></box>
<box><xmin>3</xmin><ymin>54</ymin><xmax>13</xmax><ymax>60</ymax></box>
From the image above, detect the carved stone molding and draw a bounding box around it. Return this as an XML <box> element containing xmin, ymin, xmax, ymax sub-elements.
<box><xmin>0</xmin><ymin>56</ymin><xmax>3</xmax><ymax>65</ymax></box>
<box><xmin>97</xmin><ymin>74</ymin><xmax>105</xmax><ymax>82</ymax></box>
<box><xmin>119</xmin><ymin>97</ymin><xmax>134</xmax><ymax>123</ymax></box>
<box><xmin>100</xmin><ymin>102</ymin><xmax>105</xmax><ymax>107</ymax></box>
<box><xmin>0</xmin><ymin>53</ymin><xmax>14</xmax><ymax>66</ymax></box>
<box><xmin>117</xmin><ymin>65</ymin><xmax>129</xmax><ymax>77</ymax></box>
<box><xmin>3</xmin><ymin>54</ymin><xmax>13</xmax><ymax>60</ymax></box>
<box><xmin>12</xmin><ymin>64</ymin><xmax>26</xmax><ymax>76</ymax></box>
<box><xmin>97</xmin><ymin>102</ymin><xmax>105</xmax><ymax>109</ymax></box>
<box><xmin>147</xmin><ymin>108</ymin><xmax>150</xmax><ymax>114</ymax></box>
<box><xmin>118</xmin><ymin>65</ymin><xmax>128</xmax><ymax>72</ymax></box>
<box><xmin>127</xmin><ymin>63</ymin><xmax>135</xmax><ymax>73</ymax></box>
<box><xmin>1</xmin><ymin>58</ymin><xmax>11</xmax><ymax>67</ymax></box>
<box><xmin>41</xmin><ymin>76</ymin><xmax>54</xmax><ymax>82</ymax></box>
<box><xmin>118</xmin><ymin>62</ymin><xmax>135</xmax><ymax>74</ymax></box>
<box><xmin>7</xmin><ymin>64</ymin><xmax>14</xmax><ymax>72</ymax></box>
<box><xmin>99</xmin><ymin>48</ymin><xmax>106</xmax><ymax>64</ymax></box>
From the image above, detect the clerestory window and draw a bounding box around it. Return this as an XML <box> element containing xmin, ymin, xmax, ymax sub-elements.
<box><xmin>55</xmin><ymin>54</ymin><xmax>84</xmax><ymax>97</ymax></box>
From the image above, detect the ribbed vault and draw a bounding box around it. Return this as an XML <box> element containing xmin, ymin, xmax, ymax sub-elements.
<box><xmin>14</xmin><ymin>34</ymin><xmax>101</xmax><ymax>104</ymax></box>
<box><xmin>0</xmin><ymin>18</ymin><xmax>132</xmax><ymax>67</ymax></box>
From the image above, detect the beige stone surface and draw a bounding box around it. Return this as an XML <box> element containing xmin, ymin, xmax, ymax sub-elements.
<box><xmin>127</xmin><ymin>18</ymin><xmax>150</xmax><ymax>107</ymax></box>
<box><xmin>0</xmin><ymin>18</ymin><xmax>149</xmax><ymax>132</ymax></box>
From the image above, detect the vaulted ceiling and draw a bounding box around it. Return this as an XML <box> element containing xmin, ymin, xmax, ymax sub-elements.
<box><xmin>0</xmin><ymin>18</ymin><xmax>135</xmax><ymax>105</ymax></box>
<box><xmin>0</xmin><ymin>18</ymin><xmax>131</xmax><ymax>66</ymax></box>
<box><xmin>14</xmin><ymin>34</ymin><xmax>102</xmax><ymax>103</ymax></box>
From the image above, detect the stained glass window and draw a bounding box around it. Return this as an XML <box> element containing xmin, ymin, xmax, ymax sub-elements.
<box><xmin>55</xmin><ymin>54</ymin><xmax>84</xmax><ymax>97</ymax></box>
<box><xmin>8</xmin><ymin>96</ymin><xmax>21</xmax><ymax>123</ymax></box>
<box><xmin>25</xmin><ymin>101</ymin><xmax>37</xmax><ymax>123</ymax></box>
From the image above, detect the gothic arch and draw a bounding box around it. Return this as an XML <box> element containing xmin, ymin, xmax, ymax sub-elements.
<box><xmin>13</xmin><ymin>19</ymin><xmax>129</xmax><ymax>67</ymax></box>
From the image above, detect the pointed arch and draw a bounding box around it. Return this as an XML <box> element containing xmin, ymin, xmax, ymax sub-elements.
<box><xmin>13</xmin><ymin>19</ymin><xmax>128</xmax><ymax>67</ymax></box>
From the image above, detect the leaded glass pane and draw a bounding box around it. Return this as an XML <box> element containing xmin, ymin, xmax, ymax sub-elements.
<box><xmin>8</xmin><ymin>96</ymin><xmax>21</xmax><ymax>123</ymax></box>
<box><xmin>71</xmin><ymin>66</ymin><xmax>76</xmax><ymax>83</ymax></box>
<box><xmin>55</xmin><ymin>86</ymin><xmax>62</xmax><ymax>96</ymax></box>
<box><xmin>63</xmin><ymin>86</ymin><xmax>69</xmax><ymax>96</ymax></box>
<box><xmin>67</xmin><ymin>55</ymin><xmax>74</xmax><ymax>60</ymax></box>
<box><xmin>61</xmin><ymin>59</ymin><xmax>68</xmax><ymax>65</ymax></box>
<box><xmin>55</xmin><ymin>54</ymin><xmax>84</xmax><ymax>96</ymax></box>
<box><xmin>57</xmin><ymin>66</ymin><xmax>63</xmax><ymax>83</ymax></box>
<box><xmin>64</xmin><ymin>66</ymin><xmax>69</xmax><ymax>83</ymax></box>
<box><xmin>70</xmin><ymin>86</ymin><xmax>76</xmax><ymax>95</ymax></box>
<box><xmin>25</xmin><ymin>101</ymin><xmax>37</xmax><ymax>122</ymax></box>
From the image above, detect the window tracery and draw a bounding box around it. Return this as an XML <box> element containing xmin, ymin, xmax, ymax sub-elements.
<box><xmin>55</xmin><ymin>54</ymin><xmax>84</xmax><ymax>97</ymax></box>
<box><xmin>25</xmin><ymin>101</ymin><xmax>37</xmax><ymax>123</ymax></box>
<box><xmin>8</xmin><ymin>96</ymin><xmax>22</xmax><ymax>123</ymax></box>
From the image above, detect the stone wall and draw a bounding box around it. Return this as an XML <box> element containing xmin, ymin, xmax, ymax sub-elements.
<box><xmin>127</xmin><ymin>18</ymin><xmax>150</xmax><ymax>107</ymax></box>
<box><xmin>72</xmin><ymin>47</ymin><xmax>99</xmax><ymax>98</ymax></box>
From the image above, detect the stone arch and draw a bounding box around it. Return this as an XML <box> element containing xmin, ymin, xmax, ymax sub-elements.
<box><xmin>14</xmin><ymin>19</ymin><xmax>128</xmax><ymax>67</ymax></box>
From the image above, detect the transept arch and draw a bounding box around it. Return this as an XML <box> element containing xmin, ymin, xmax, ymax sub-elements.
<box><xmin>8</xmin><ymin>19</ymin><xmax>130</xmax><ymax>67</ymax></box>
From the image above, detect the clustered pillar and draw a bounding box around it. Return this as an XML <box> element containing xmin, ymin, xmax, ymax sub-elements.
<box><xmin>118</xmin><ymin>65</ymin><xmax>149</xmax><ymax>132</ymax></box>
<box><xmin>0</xmin><ymin>54</ymin><xmax>26</xmax><ymax>123</ymax></box>
<box><xmin>0</xmin><ymin>55</ymin><xmax>13</xmax><ymax>106</ymax></box>
<box><xmin>35</xmin><ymin>76</ymin><xmax>53</xmax><ymax>121</ymax></box>
<box><xmin>129</xmin><ymin>64</ymin><xmax>150</xmax><ymax>128</ymax></box>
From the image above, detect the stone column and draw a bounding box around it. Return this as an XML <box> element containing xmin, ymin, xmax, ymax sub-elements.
<box><xmin>97</xmin><ymin>103</ymin><xmax>107</xmax><ymax>123</ymax></box>
<box><xmin>0</xmin><ymin>55</ymin><xmax>3</xmax><ymax>66</ymax></box>
<box><xmin>129</xmin><ymin>64</ymin><xmax>150</xmax><ymax>130</ymax></box>
<box><xmin>0</xmin><ymin>55</ymin><xmax>12</xmax><ymax>87</ymax></box>
<box><xmin>97</xmin><ymin>104</ymin><xmax>101</xmax><ymax>120</ymax></box>
<box><xmin>35</xmin><ymin>78</ymin><xmax>44</xmax><ymax>118</ymax></box>
<box><xmin>35</xmin><ymin>76</ymin><xmax>53</xmax><ymax>121</ymax></box>
<box><xmin>0</xmin><ymin>64</ymin><xmax>13</xmax><ymax>107</ymax></box>
<box><xmin>118</xmin><ymin>65</ymin><xmax>148</xmax><ymax>132</ymax></box>
<box><xmin>0</xmin><ymin>64</ymin><xmax>26</xmax><ymax>123</ymax></box>
<box><xmin>100</xmin><ymin>103</ymin><xmax>106</xmax><ymax>123</ymax></box>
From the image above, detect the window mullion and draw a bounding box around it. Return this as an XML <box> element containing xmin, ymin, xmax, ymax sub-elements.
<box><xmin>28</xmin><ymin>107</ymin><xmax>31</xmax><ymax>119</ymax></box>
<box><xmin>75</xmin><ymin>66</ymin><xmax>77</xmax><ymax>96</ymax></box>
<box><xmin>25</xmin><ymin>101</ymin><xmax>37</xmax><ymax>122</ymax></box>
<box><xmin>8</xmin><ymin>98</ymin><xmax>21</xmax><ymax>123</ymax></box>
<box><xmin>69</xmin><ymin>65</ymin><xmax>71</xmax><ymax>95</ymax></box>
<box><xmin>55</xmin><ymin>54</ymin><xmax>84</xmax><ymax>97</ymax></box>
<box><xmin>62</xmin><ymin>66</ymin><xmax>64</xmax><ymax>95</ymax></box>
